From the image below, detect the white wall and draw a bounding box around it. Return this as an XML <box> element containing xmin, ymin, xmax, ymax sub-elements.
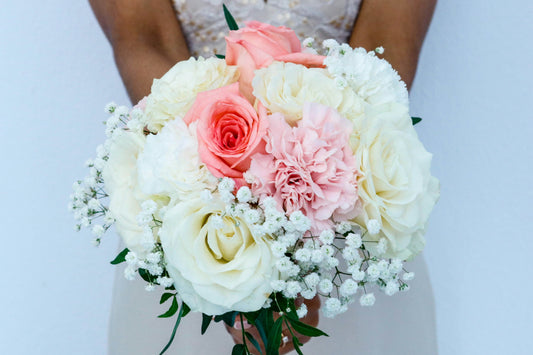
<box><xmin>1</xmin><ymin>0</ymin><xmax>532</xmax><ymax>354</ymax></box>
<box><xmin>0</xmin><ymin>2</ymin><xmax>127</xmax><ymax>354</ymax></box>
<box><xmin>411</xmin><ymin>1</ymin><xmax>533</xmax><ymax>354</ymax></box>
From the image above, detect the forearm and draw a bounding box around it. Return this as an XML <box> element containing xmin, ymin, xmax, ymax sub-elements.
<box><xmin>350</xmin><ymin>0</ymin><xmax>437</xmax><ymax>89</ymax></box>
<box><xmin>88</xmin><ymin>0</ymin><xmax>190</xmax><ymax>103</ymax></box>
<box><xmin>112</xmin><ymin>38</ymin><xmax>189</xmax><ymax>103</ymax></box>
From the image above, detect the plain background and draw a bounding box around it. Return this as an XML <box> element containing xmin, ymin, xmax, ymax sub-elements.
<box><xmin>1</xmin><ymin>0</ymin><xmax>532</xmax><ymax>354</ymax></box>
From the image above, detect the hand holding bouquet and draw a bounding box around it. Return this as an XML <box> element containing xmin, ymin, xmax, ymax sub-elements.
<box><xmin>70</xmin><ymin>7</ymin><xmax>439</xmax><ymax>355</ymax></box>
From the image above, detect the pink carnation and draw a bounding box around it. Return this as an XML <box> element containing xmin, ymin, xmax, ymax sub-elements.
<box><xmin>249</xmin><ymin>102</ymin><xmax>359</xmax><ymax>234</ymax></box>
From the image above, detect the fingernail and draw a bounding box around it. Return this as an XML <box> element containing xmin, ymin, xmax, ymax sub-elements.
<box><xmin>233</xmin><ymin>319</ymin><xmax>252</xmax><ymax>330</ymax></box>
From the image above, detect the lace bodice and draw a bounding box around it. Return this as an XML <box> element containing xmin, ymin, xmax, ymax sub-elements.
<box><xmin>173</xmin><ymin>0</ymin><xmax>362</xmax><ymax>57</ymax></box>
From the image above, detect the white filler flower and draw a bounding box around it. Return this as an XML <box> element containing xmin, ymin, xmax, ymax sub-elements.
<box><xmin>160</xmin><ymin>196</ymin><xmax>279</xmax><ymax>315</ymax></box>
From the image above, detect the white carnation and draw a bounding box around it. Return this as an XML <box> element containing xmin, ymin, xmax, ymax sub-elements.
<box><xmin>136</xmin><ymin>118</ymin><xmax>217</xmax><ymax>200</ymax></box>
<box><xmin>324</xmin><ymin>42</ymin><xmax>408</xmax><ymax>107</ymax></box>
<box><xmin>102</xmin><ymin>131</ymin><xmax>153</xmax><ymax>257</ymax></box>
<box><xmin>143</xmin><ymin>57</ymin><xmax>239</xmax><ymax>131</ymax></box>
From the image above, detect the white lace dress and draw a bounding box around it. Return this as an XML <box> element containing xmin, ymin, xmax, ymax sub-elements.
<box><xmin>108</xmin><ymin>1</ymin><xmax>438</xmax><ymax>354</ymax></box>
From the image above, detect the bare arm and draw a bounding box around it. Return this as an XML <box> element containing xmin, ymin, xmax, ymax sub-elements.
<box><xmin>88</xmin><ymin>0</ymin><xmax>190</xmax><ymax>103</ymax></box>
<box><xmin>350</xmin><ymin>0</ymin><xmax>437</xmax><ymax>89</ymax></box>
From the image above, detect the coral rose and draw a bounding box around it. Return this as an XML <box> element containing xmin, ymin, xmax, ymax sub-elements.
<box><xmin>183</xmin><ymin>83</ymin><xmax>268</xmax><ymax>183</ymax></box>
<box><xmin>248</xmin><ymin>102</ymin><xmax>359</xmax><ymax>235</ymax></box>
<box><xmin>225</xmin><ymin>21</ymin><xmax>325</xmax><ymax>100</ymax></box>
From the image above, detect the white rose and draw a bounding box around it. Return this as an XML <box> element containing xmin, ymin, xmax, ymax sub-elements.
<box><xmin>252</xmin><ymin>61</ymin><xmax>364</xmax><ymax>125</ymax></box>
<box><xmin>144</xmin><ymin>57</ymin><xmax>239</xmax><ymax>131</ymax></box>
<box><xmin>351</xmin><ymin>105</ymin><xmax>440</xmax><ymax>260</ymax></box>
<box><xmin>136</xmin><ymin>118</ymin><xmax>217</xmax><ymax>200</ymax></box>
<box><xmin>102</xmin><ymin>130</ymin><xmax>153</xmax><ymax>256</ymax></box>
<box><xmin>160</xmin><ymin>197</ymin><xmax>278</xmax><ymax>315</ymax></box>
<box><xmin>349</xmin><ymin>102</ymin><xmax>413</xmax><ymax>147</ymax></box>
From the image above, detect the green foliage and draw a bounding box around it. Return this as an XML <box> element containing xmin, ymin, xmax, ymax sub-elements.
<box><xmin>245</xmin><ymin>331</ymin><xmax>262</xmax><ymax>354</ymax></box>
<box><xmin>158</xmin><ymin>296</ymin><xmax>179</xmax><ymax>318</ymax></box>
<box><xmin>231</xmin><ymin>344</ymin><xmax>246</xmax><ymax>355</ymax></box>
<box><xmin>223</xmin><ymin>4</ymin><xmax>239</xmax><ymax>30</ymax></box>
<box><xmin>286</xmin><ymin>317</ymin><xmax>328</xmax><ymax>337</ymax></box>
<box><xmin>215</xmin><ymin>54</ymin><xmax>226</xmax><ymax>59</ymax></box>
<box><xmin>266</xmin><ymin>317</ymin><xmax>284</xmax><ymax>355</ymax></box>
<box><xmin>110</xmin><ymin>248</ymin><xmax>129</xmax><ymax>265</ymax></box>
<box><xmin>160</xmin><ymin>293</ymin><xmax>175</xmax><ymax>305</ymax></box>
<box><xmin>214</xmin><ymin>310</ymin><xmax>239</xmax><ymax>327</ymax></box>
<box><xmin>181</xmin><ymin>303</ymin><xmax>191</xmax><ymax>317</ymax></box>
<box><xmin>292</xmin><ymin>336</ymin><xmax>304</xmax><ymax>355</ymax></box>
<box><xmin>159</xmin><ymin>302</ymin><xmax>190</xmax><ymax>355</ymax></box>
<box><xmin>411</xmin><ymin>116</ymin><xmax>422</xmax><ymax>125</ymax></box>
<box><xmin>201</xmin><ymin>314</ymin><xmax>212</xmax><ymax>335</ymax></box>
<box><xmin>138</xmin><ymin>268</ymin><xmax>155</xmax><ymax>283</ymax></box>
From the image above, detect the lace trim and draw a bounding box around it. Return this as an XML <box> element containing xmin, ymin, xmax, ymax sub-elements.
<box><xmin>173</xmin><ymin>0</ymin><xmax>362</xmax><ymax>57</ymax></box>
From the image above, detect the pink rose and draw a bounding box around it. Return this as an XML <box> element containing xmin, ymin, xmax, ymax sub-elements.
<box><xmin>249</xmin><ymin>103</ymin><xmax>359</xmax><ymax>234</ymax></box>
<box><xmin>225</xmin><ymin>21</ymin><xmax>325</xmax><ymax>101</ymax></box>
<box><xmin>183</xmin><ymin>83</ymin><xmax>268</xmax><ymax>183</ymax></box>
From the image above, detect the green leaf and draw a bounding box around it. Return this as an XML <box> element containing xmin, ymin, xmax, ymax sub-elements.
<box><xmin>411</xmin><ymin>116</ymin><xmax>422</xmax><ymax>125</ymax></box>
<box><xmin>231</xmin><ymin>344</ymin><xmax>246</xmax><ymax>355</ymax></box>
<box><xmin>160</xmin><ymin>293</ymin><xmax>175</xmax><ymax>305</ymax></box>
<box><xmin>223</xmin><ymin>4</ymin><xmax>239</xmax><ymax>31</ymax></box>
<box><xmin>245</xmin><ymin>331</ymin><xmax>262</xmax><ymax>355</ymax></box>
<box><xmin>138</xmin><ymin>268</ymin><xmax>155</xmax><ymax>283</ymax></box>
<box><xmin>266</xmin><ymin>317</ymin><xmax>284</xmax><ymax>355</ymax></box>
<box><xmin>243</xmin><ymin>310</ymin><xmax>261</xmax><ymax>324</ymax></box>
<box><xmin>287</xmin><ymin>318</ymin><xmax>328</xmax><ymax>338</ymax></box>
<box><xmin>292</xmin><ymin>336</ymin><xmax>303</xmax><ymax>355</ymax></box>
<box><xmin>215</xmin><ymin>54</ymin><xmax>226</xmax><ymax>59</ymax></box>
<box><xmin>159</xmin><ymin>302</ymin><xmax>188</xmax><ymax>355</ymax></box>
<box><xmin>214</xmin><ymin>311</ymin><xmax>238</xmax><ymax>327</ymax></box>
<box><xmin>181</xmin><ymin>303</ymin><xmax>191</xmax><ymax>317</ymax></box>
<box><xmin>158</xmin><ymin>296</ymin><xmax>179</xmax><ymax>318</ymax></box>
<box><xmin>258</xmin><ymin>307</ymin><xmax>274</xmax><ymax>331</ymax></box>
<box><xmin>110</xmin><ymin>248</ymin><xmax>129</xmax><ymax>265</ymax></box>
<box><xmin>201</xmin><ymin>314</ymin><xmax>213</xmax><ymax>335</ymax></box>
<box><xmin>253</xmin><ymin>314</ymin><xmax>268</xmax><ymax>351</ymax></box>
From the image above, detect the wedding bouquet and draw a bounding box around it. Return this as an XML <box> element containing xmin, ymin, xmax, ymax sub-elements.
<box><xmin>70</xmin><ymin>7</ymin><xmax>439</xmax><ymax>355</ymax></box>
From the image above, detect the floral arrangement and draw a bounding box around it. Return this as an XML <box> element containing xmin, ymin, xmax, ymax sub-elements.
<box><xmin>70</xmin><ymin>7</ymin><xmax>439</xmax><ymax>355</ymax></box>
